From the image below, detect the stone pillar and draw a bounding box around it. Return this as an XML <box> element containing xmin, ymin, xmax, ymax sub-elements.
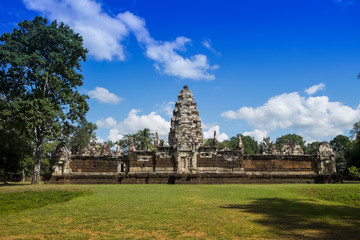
<box><xmin>154</xmin><ymin>131</ymin><xmax>159</xmax><ymax>149</ymax></box>
<box><xmin>238</xmin><ymin>135</ymin><xmax>244</xmax><ymax>154</ymax></box>
<box><xmin>129</xmin><ymin>137</ymin><xmax>136</xmax><ymax>152</ymax></box>
<box><xmin>213</xmin><ymin>131</ymin><xmax>218</xmax><ymax>148</ymax></box>
<box><xmin>115</xmin><ymin>144</ymin><xmax>122</xmax><ymax>156</ymax></box>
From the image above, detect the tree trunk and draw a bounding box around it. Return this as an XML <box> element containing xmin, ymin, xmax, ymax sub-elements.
<box><xmin>32</xmin><ymin>142</ymin><xmax>42</xmax><ymax>184</ymax></box>
<box><xmin>21</xmin><ymin>169</ymin><xmax>25</xmax><ymax>184</ymax></box>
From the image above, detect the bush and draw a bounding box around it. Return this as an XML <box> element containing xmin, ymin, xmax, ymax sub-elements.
<box><xmin>348</xmin><ymin>166</ymin><xmax>360</xmax><ymax>180</ymax></box>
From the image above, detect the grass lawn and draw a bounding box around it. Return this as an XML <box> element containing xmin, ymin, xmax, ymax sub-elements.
<box><xmin>0</xmin><ymin>183</ymin><xmax>360</xmax><ymax>240</ymax></box>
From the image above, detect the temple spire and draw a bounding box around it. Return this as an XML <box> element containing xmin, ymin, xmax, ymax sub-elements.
<box><xmin>168</xmin><ymin>86</ymin><xmax>203</xmax><ymax>151</ymax></box>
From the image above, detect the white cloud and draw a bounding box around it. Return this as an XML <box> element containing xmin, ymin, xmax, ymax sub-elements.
<box><xmin>104</xmin><ymin>109</ymin><xmax>171</xmax><ymax>142</ymax></box>
<box><xmin>24</xmin><ymin>1</ymin><xmax>217</xmax><ymax>80</ymax></box>
<box><xmin>96</xmin><ymin>117</ymin><xmax>117</xmax><ymax>128</ymax></box>
<box><xmin>107</xmin><ymin>129</ymin><xmax>124</xmax><ymax>142</ymax></box>
<box><xmin>117</xmin><ymin>11</ymin><xmax>216</xmax><ymax>80</ymax></box>
<box><xmin>24</xmin><ymin>0</ymin><xmax>128</xmax><ymax>61</ymax></box>
<box><xmin>243</xmin><ymin>130</ymin><xmax>268</xmax><ymax>142</ymax></box>
<box><xmin>202</xmin><ymin>39</ymin><xmax>221</xmax><ymax>56</ymax></box>
<box><xmin>221</xmin><ymin>89</ymin><xmax>360</xmax><ymax>141</ymax></box>
<box><xmin>157</xmin><ymin>101</ymin><xmax>175</xmax><ymax>118</ymax></box>
<box><xmin>202</xmin><ymin>124</ymin><xmax>229</xmax><ymax>142</ymax></box>
<box><xmin>88</xmin><ymin>87</ymin><xmax>122</xmax><ymax>104</ymax></box>
<box><xmin>305</xmin><ymin>82</ymin><xmax>326</xmax><ymax>95</ymax></box>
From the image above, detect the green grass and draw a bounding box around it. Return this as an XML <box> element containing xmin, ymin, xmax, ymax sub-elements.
<box><xmin>0</xmin><ymin>190</ymin><xmax>91</xmax><ymax>215</ymax></box>
<box><xmin>0</xmin><ymin>184</ymin><xmax>359</xmax><ymax>240</ymax></box>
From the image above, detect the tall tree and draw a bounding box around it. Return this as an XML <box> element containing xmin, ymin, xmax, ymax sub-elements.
<box><xmin>259</xmin><ymin>136</ymin><xmax>274</xmax><ymax>153</ymax></box>
<box><xmin>0</xmin><ymin>17</ymin><xmax>89</xmax><ymax>184</ymax></box>
<box><xmin>135</xmin><ymin>128</ymin><xmax>154</xmax><ymax>150</ymax></box>
<box><xmin>275</xmin><ymin>134</ymin><xmax>306</xmax><ymax>151</ymax></box>
<box><xmin>350</xmin><ymin>121</ymin><xmax>360</xmax><ymax>140</ymax></box>
<box><xmin>68</xmin><ymin>120</ymin><xmax>97</xmax><ymax>154</ymax></box>
<box><xmin>330</xmin><ymin>135</ymin><xmax>351</xmax><ymax>175</ymax></box>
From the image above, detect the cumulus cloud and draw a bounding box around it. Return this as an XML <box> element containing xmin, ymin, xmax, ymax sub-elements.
<box><xmin>305</xmin><ymin>83</ymin><xmax>326</xmax><ymax>95</ymax></box>
<box><xmin>118</xmin><ymin>11</ymin><xmax>216</xmax><ymax>80</ymax></box>
<box><xmin>202</xmin><ymin>124</ymin><xmax>229</xmax><ymax>142</ymax></box>
<box><xmin>103</xmin><ymin>109</ymin><xmax>171</xmax><ymax>142</ymax></box>
<box><xmin>24</xmin><ymin>0</ymin><xmax>128</xmax><ymax>60</ymax></box>
<box><xmin>88</xmin><ymin>87</ymin><xmax>122</xmax><ymax>104</ymax></box>
<box><xmin>156</xmin><ymin>101</ymin><xmax>175</xmax><ymax>118</ymax></box>
<box><xmin>221</xmin><ymin>90</ymin><xmax>360</xmax><ymax>141</ymax></box>
<box><xmin>243</xmin><ymin>129</ymin><xmax>269</xmax><ymax>142</ymax></box>
<box><xmin>24</xmin><ymin>0</ymin><xmax>217</xmax><ymax>80</ymax></box>
<box><xmin>96</xmin><ymin>117</ymin><xmax>117</xmax><ymax>128</ymax></box>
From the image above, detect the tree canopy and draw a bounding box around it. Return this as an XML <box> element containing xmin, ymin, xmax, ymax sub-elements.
<box><xmin>0</xmin><ymin>16</ymin><xmax>89</xmax><ymax>184</ymax></box>
<box><xmin>276</xmin><ymin>134</ymin><xmax>306</xmax><ymax>151</ymax></box>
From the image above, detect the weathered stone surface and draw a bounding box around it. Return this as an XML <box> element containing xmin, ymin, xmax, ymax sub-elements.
<box><xmin>238</xmin><ymin>135</ymin><xmax>244</xmax><ymax>154</ymax></box>
<box><xmin>52</xmin><ymin>145</ymin><xmax>71</xmax><ymax>175</ymax></box>
<box><xmin>49</xmin><ymin>86</ymin><xmax>340</xmax><ymax>184</ymax></box>
<box><xmin>129</xmin><ymin>137</ymin><xmax>136</xmax><ymax>152</ymax></box>
<box><xmin>213</xmin><ymin>131</ymin><xmax>218</xmax><ymax>148</ymax></box>
<box><xmin>154</xmin><ymin>131</ymin><xmax>159</xmax><ymax>148</ymax></box>
<box><xmin>168</xmin><ymin>86</ymin><xmax>203</xmax><ymax>151</ymax></box>
<box><xmin>115</xmin><ymin>145</ymin><xmax>121</xmax><ymax>156</ymax></box>
<box><xmin>101</xmin><ymin>145</ymin><xmax>113</xmax><ymax>156</ymax></box>
<box><xmin>281</xmin><ymin>144</ymin><xmax>304</xmax><ymax>155</ymax></box>
<box><xmin>317</xmin><ymin>141</ymin><xmax>337</xmax><ymax>174</ymax></box>
<box><xmin>78</xmin><ymin>141</ymin><xmax>101</xmax><ymax>156</ymax></box>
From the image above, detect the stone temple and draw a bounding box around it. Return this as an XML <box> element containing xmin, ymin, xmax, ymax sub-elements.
<box><xmin>49</xmin><ymin>86</ymin><xmax>339</xmax><ymax>184</ymax></box>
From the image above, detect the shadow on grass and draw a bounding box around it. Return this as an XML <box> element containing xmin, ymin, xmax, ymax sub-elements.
<box><xmin>221</xmin><ymin>198</ymin><xmax>360</xmax><ymax>240</ymax></box>
<box><xmin>0</xmin><ymin>182</ymin><xmax>31</xmax><ymax>187</ymax></box>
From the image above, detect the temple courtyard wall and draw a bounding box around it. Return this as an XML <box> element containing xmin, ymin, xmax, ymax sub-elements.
<box><xmin>47</xmin><ymin>149</ymin><xmax>340</xmax><ymax>184</ymax></box>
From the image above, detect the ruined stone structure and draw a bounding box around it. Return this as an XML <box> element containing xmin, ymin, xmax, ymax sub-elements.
<box><xmin>48</xmin><ymin>86</ymin><xmax>340</xmax><ymax>184</ymax></box>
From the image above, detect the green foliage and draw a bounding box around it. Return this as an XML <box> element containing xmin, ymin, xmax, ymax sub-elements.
<box><xmin>218</xmin><ymin>134</ymin><xmax>259</xmax><ymax>154</ymax></box>
<box><xmin>241</xmin><ymin>135</ymin><xmax>259</xmax><ymax>154</ymax></box>
<box><xmin>67</xmin><ymin>120</ymin><xmax>97</xmax><ymax>154</ymax></box>
<box><xmin>0</xmin><ymin>16</ymin><xmax>89</xmax><ymax>183</ymax></box>
<box><xmin>330</xmin><ymin>135</ymin><xmax>351</xmax><ymax>175</ymax></box>
<box><xmin>259</xmin><ymin>136</ymin><xmax>274</xmax><ymax>153</ymax></box>
<box><xmin>348</xmin><ymin>166</ymin><xmax>360</xmax><ymax>180</ymax></box>
<box><xmin>331</xmin><ymin>135</ymin><xmax>351</xmax><ymax>152</ymax></box>
<box><xmin>345</xmin><ymin>140</ymin><xmax>360</xmax><ymax>168</ymax></box>
<box><xmin>306</xmin><ymin>141</ymin><xmax>321</xmax><ymax>155</ymax></box>
<box><xmin>276</xmin><ymin>133</ymin><xmax>306</xmax><ymax>151</ymax></box>
<box><xmin>116</xmin><ymin>128</ymin><xmax>154</xmax><ymax>152</ymax></box>
<box><xmin>0</xmin><ymin>190</ymin><xmax>91</xmax><ymax>215</ymax></box>
<box><xmin>350</xmin><ymin>121</ymin><xmax>360</xmax><ymax>140</ymax></box>
<box><xmin>218</xmin><ymin>136</ymin><xmax>238</xmax><ymax>150</ymax></box>
<box><xmin>136</xmin><ymin>128</ymin><xmax>154</xmax><ymax>150</ymax></box>
<box><xmin>203</xmin><ymin>138</ymin><xmax>214</xmax><ymax>147</ymax></box>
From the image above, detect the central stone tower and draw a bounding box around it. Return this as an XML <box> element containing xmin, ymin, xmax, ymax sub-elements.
<box><xmin>169</xmin><ymin>86</ymin><xmax>203</xmax><ymax>173</ymax></box>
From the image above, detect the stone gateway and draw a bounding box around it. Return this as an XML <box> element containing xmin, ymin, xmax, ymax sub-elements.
<box><xmin>49</xmin><ymin>86</ymin><xmax>340</xmax><ymax>184</ymax></box>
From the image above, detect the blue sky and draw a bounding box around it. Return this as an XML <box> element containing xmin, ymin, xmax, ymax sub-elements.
<box><xmin>1</xmin><ymin>0</ymin><xmax>360</xmax><ymax>144</ymax></box>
